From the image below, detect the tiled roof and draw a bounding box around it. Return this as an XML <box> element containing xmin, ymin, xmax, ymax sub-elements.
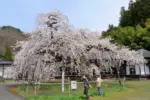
<box><xmin>137</xmin><ymin>49</ymin><xmax>150</xmax><ymax>58</ymax></box>
<box><xmin>0</xmin><ymin>61</ymin><xmax>13</xmax><ymax>65</ymax></box>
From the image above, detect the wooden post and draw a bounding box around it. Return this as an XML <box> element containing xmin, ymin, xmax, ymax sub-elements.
<box><xmin>116</xmin><ymin>67</ymin><xmax>122</xmax><ymax>86</ymax></box>
<box><xmin>68</xmin><ymin>77</ymin><xmax>70</xmax><ymax>95</ymax></box>
<box><xmin>26</xmin><ymin>82</ymin><xmax>28</xmax><ymax>94</ymax></box>
<box><xmin>37</xmin><ymin>82</ymin><xmax>41</xmax><ymax>90</ymax></box>
<box><xmin>34</xmin><ymin>83</ymin><xmax>37</xmax><ymax>95</ymax></box>
<box><xmin>122</xmin><ymin>76</ymin><xmax>126</xmax><ymax>87</ymax></box>
<box><xmin>62</xmin><ymin>69</ymin><xmax>65</xmax><ymax>92</ymax></box>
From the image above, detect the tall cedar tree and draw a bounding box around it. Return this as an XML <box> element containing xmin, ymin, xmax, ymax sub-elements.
<box><xmin>119</xmin><ymin>0</ymin><xmax>150</xmax><ymax>27</ymax></box>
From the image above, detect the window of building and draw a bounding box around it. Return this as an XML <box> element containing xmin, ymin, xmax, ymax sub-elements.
<box><xmin>130</xmin><ymin>68</ymin><xmax>136</xmax><ymax>75</ymax></box>
<box><xmin>93</xmin><ymin>69</ymin><xmax>96</xmax><ymax>76</ymax></box>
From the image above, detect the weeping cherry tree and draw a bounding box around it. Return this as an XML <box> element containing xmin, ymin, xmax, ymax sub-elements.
<box><xmin>13</xmin><ymin>11</ymin><xmax>146</xmax><ymax>87</ymax></box>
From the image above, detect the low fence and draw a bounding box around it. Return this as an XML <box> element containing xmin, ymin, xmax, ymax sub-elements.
<box><xmin>16</xmin><ymin>78</ymin><xmax>83</xmax><ymax>96</ymax></box>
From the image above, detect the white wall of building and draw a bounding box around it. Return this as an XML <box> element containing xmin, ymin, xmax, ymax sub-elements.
<box><xmin>126</xmin><ymin>66</ymin><xmax>130</xmax><ymax>75</ymax></box>
<box><xmin>126</xmin><ymin>64</ymin><xmax>150</xmax><ymax>75</ymax></box>
<box><xmin>135</xmin><ymin>65</ymin><xmax>140</xmax><ymax>75</ymax></box>
<box><xmin>0</xmin><ymin>65</ymin><xmax>13</xmax><ymax>79</ymax></box>
<box><xmin>140</xmin><ymin>65</ymin><xmax>145</xmax><ymax>75</ymax></box>
<box><xmin>145</xmin><ymin>65</ymin><xmax>150</xmax><ymax>75</ymax></box>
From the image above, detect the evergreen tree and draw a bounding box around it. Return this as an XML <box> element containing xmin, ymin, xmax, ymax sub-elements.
<box><xmin>119</xmin><ymin>0</ymin><xmax>150</xmax><ymax>27</ymax></box>
<box><xmin>3</xmin><ymin>47</ymin><xmax>13</xmax><ymax>61</ymax></box>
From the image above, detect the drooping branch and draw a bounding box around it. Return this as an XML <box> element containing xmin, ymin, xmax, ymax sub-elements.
<box><xmin>13</xmin><ymin>11</ymin><xmax>146</xmax><ymax>82</ymax></box>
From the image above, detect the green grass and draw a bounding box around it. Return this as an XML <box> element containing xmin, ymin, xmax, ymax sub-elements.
<box><xmin>92</xmin><ymin>80</ymin><xmax>150</xmax><ymax>100</ymax></box>
<box><xmin>17</xmin><ymin>80</ymin><xmax>127</xmax><ymax>100</ymax></box>
<box><xmin>16</xmin><ymin>80</ymin><xmax>150</xmax><ymax>100</ymax></box>
<box><xmin>26</xmin><ymin>94</ymin><xmax>84</xmax><ymax>100</ymax></box>
<box><xmin>0</xmin><ymin>80</ymin><xmax>13</xmax><ymax>84</ymax></box>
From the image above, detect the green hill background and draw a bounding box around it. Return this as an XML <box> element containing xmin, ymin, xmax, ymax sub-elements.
<box><xmin>0</xmin><ymin>26</ymin><xmax>26</xmax><ymax>55</ymax></box>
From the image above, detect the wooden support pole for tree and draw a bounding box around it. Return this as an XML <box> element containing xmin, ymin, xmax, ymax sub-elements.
<box><xmin>62</xmin><ymin>68</ymin><xmax>65</xmax><ymax>92</ymax></box>
<box><xmin>26</xmin><ymin>82</ymin><xmax>28</xmax><ymax>94</ymax></box>
<box><xmin>68</xmin><ymin>77</ymin><xmax>70</xmax><ymax>95</ymax></box>
<box><xmin>34</xmin><ymin>83</ymin><xmax>37</xmax><ymax>95</ymax></box>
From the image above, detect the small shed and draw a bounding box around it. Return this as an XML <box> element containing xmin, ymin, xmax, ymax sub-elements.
<box><xmin>0</xmin><ymin>61</ymin><xmax>13</xmax><ymax>80</ymax></box>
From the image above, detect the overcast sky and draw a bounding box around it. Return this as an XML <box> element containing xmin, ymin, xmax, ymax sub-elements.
<box><xmin>0</xmin><ymin>0</ymin><xmax>129</xmax><ymax>32</ymax></box>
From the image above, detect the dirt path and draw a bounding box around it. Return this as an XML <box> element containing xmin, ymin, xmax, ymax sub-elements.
<box><xmin>0</xmin><ymin>84</ymin><xmax>24</xmax><ymax>100</ymax></box>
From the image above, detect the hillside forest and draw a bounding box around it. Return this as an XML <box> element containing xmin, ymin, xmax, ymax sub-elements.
<box><xmin>102</xmin><ymin>0</ymin><xmax>150</xmax><ymax>51</ymax></box>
